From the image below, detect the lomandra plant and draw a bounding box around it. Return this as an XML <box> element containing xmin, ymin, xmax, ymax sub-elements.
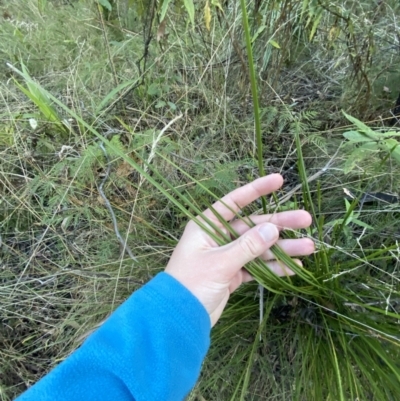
<box><xmin>9</xmin><ymin>7</ymin><xmax>400</xmax><ymax>398</ymax></box>
<box><xmin>215</xmin><ymin>1</ymin><xmax>400</xmax><ymax>400</ymax></box>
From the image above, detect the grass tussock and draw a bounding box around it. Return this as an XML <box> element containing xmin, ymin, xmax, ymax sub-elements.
<box><xmin>1</xmin><ymin>0</ymin><xmax>400</xmax><ymax>400</ymax></box>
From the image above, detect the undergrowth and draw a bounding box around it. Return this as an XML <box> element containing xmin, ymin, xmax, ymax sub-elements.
<box><xmin>1</xmin><ymin>0</ymin><xmax>400</xmax><ymax>400</ymax></box>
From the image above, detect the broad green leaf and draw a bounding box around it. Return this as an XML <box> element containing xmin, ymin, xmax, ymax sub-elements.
<box><xmin>211</xmin><ymin>0</ymin><xmax>223</xmax><ymax>12</ymax></box>
<box><xmin>383</xmin><ymin>131</ymin><xmax>400</xmax><ymax>137</ymax></box>
<box><xmin>324</xmin><ymin>218</ymin><xmax>344</xmax><ymax>227</ymax></box>
<box><xmin>392</xmin><ymin>147</ymin><xmax>400</xmax><ymax>163</ymax></box>
<box><xmin>351</xmin><ymin>218</ymin><xmax>374</xmax><ymax>230</ymax></box>
<box><xmin>384</xmin><ymin>138</ymin><xmax>399</xmax><ymax>149</ymax></box>
<box><xmin>97</xmin><ymin>0</ymin><xmax>112</xmax><ymax>11</ymax></box>
<box><xmin>13</xmin><ymin>79</ymin><xmax>60</xmax><ymax>124</ymax></box>
<box><xmin>342</xmin><ymin>111</ymin><xmax>376</xmax><ymax>137</ymax></box>
<box><xmin>159</xmin><ymin>0</ymin><xmax>173</xmax><ymax>22</ymax></box>
<box><xmin>167</xmin><ymin>101</ymin><xmax>177</xmax><ymax>110</ymax></box>
<box><xmin>8</xmin><ymin>63</ymin><xmax>64</xmax><ymax>131</ymax></box>
<box><xmin>344</xmin><ymin>198</ymin><xmax>352</xmax><ymax>214</ymax></box>
<box><xmin>268</xmin><ymin>39</ymin><xmax>281</xmax><ymax>49</ymax></box>
<box><xmin>343</xmin><ymin>130</ymin><xmax>377</xmax><ymax>142</ymax></box>
<box><xmin>147</xmin><ymin>83</ymin><xmax>161</xmax><ymax>96</ymax></box>
<box><xmin>343</xmin><ymin>148</ymin><xmax>365</xmax><ymax>174</ymax></box>
<box><xmin>155</xmin><ymin>100</ymin><xmax>166</xmax><ymax>108</ymax></box>
<box><xmin>343</xmin><ymin>199</ymin><xmax>354</xmax><ymax>225</ymax></box>
<box><xmin>384</xmin><ymin>139</ymin><xmax>400</xmax><ymax>163</ymax></box>
<box><xmin>183</xmin><ymin>0</ymin><xmax>195</xmax><ymax>26</ymax></box>
<box><xmin>359</xmin><ymin>142</ymin><xmax>379</xmax><ymax>150</ymax></box>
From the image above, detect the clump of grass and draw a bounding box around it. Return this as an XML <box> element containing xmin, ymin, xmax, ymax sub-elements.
<box><xmin>1</xmin><ymin>1</ymin><xmax>400</xmax><ymax>400</ymax></box>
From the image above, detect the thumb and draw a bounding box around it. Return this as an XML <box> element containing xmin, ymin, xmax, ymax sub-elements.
<box><xmin>219</xmin><ymin>223</ymin><xmax>279</xmax><ymax>272</ymax></box>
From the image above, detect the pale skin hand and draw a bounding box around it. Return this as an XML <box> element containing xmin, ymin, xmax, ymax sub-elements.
<box><xmin>165</xmin><ymin>174</ymin><xmax>315</xmax><ymax>327</ymax></box>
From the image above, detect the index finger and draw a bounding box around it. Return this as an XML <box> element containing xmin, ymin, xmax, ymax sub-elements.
<box><xmin>202</xmin><ymin>174</ymin><xmax>284</xmax><ymax>222</ymax></box>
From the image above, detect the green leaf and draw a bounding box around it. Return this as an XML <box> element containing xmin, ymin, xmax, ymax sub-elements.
<box><xmin>384</xmin><ymin>139</ymin><xmax>400</xmax><ymax>163</ymax></box>
<box><xmin>160</xmin><ymin>0</ymin><xmax>173</xmax><ymax>22</ymax></box>
<box><xmin>147</xmin><ymin>83</ymin><xmax>161</xmax><ymax>96</ymax></box>
<box><xmin>351</xmin><ymin>218</ymin><xmax>374</xmax><ymax>230</ymax></box>
<box><xmin>268</xmin><ymin>39</ymin><xmax>281</xmax><ymax>49</ymax></box>
<box><xmin>358</xmin><ymin>142</ymin><xmax>379</xmax><ymax>150</ymax></box>
<box><xmin>343</xmin><ymin>131</ymin><xmax>377</xmax><ymax>142</ymax></box>
<box><xmin>382</xmin><ymin>131</ymin><xmax>400</xmax><ymax>137</ymax></box>
<box><xmin>301</xmin><ymin>0</ymin><xmax>310</xmax><ymax>21</ymax></box>
<box><xmin>97</xmin><ymin>0</ymin><xmax>112</xmax><ymax>11</ymax></box>
<box><xmin>324</xmin><ymin>218</ymin><xmax>344</xmax><ymax>227</ymax></box>
<box><xmin>344</xmin><ymin>198</ymin><xmax>351</xmax><ymax>213</ymax></box>
<box><xmin>392</xmin><ymin>147</ymin><xmax>400</xmax><ymax>163</ymax></box>
<box><xmin>167</xmin><ymin>101</ymin><xmax>177</xmax><ymax>110</ymax></box>
<box><xmin>211</xmin><ymin>0</ymin><xmax>223</xmax><ymax>11</ymax></box>
<box><xmin>183</xmin><ymin>0</ymin><xmax>195</xmax><ymax>26</ymax></box>
<box><xmin>8</xmin><ymin>63</ymin><xmax>66</xmax><ymax>132</ymax></box>
<box><xmin>155</xmin><ymin>100</ymin><xmax>166</xmax><ymax>108</ymax></box>
<box><xmin>342</xmin><ymin>111</ymin><xmax>377</xmax><ymax>138</ymax></box>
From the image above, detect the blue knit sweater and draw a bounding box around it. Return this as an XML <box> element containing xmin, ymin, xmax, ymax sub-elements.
<box><xmin>16</xmin><ymin>273</ymin><xmax>211</xmax><ymax>400</ymax></box>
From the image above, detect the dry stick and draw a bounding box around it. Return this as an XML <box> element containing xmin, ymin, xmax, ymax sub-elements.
<box><xmin>97</xmin><ymin>3</ymin><xmax>119</xmax><ymax>88</ymax></box>
<box><xmin>145</xmin><ymin>114</ymin><xmax>183</xmax><ymax>171</ymax></box>
<box><xmin>117</xmin><ymin>114</ymin><xmax>183</xmax><ymax>262</ymax></box>
<box><xmin>98</xmin><ymin>142</ymin><xmax>138</xmax><ymax>262</ymax></box>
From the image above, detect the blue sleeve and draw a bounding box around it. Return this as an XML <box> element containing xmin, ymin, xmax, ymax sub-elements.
<box><xmin>16</xmin><ymin>272</ymin><xmax>211</xmax><ymax>401</ymax></box>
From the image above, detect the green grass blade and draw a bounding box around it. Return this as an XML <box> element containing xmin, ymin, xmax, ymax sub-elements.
<box><xmin>239</xmin><ymin>0</ymin><xmax>267</xmax><ymax>213</ymax></box>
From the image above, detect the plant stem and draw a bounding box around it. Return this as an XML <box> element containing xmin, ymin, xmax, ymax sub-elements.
<box><xmin>239</xmin><ymin>0</ymin><xmax>267</xmax><ymax>214</ymax></box>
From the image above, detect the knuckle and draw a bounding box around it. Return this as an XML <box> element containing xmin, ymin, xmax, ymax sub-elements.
<box><xmin>238</xmin><ymin>234</ymin><xmax>260</xmax><ymax>258</ymax></box>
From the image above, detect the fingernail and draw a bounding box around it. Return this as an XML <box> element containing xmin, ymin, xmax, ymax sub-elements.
<box><xmin>258</xmin><ymin>223</ymin><xmax>278</xmax><ymax>242</ymax></box>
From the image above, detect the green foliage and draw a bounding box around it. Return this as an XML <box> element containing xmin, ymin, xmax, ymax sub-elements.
<box><xmin>2</xmin><ymin>0</ymin><xmax>400</xmax><ymax>400</ymax></box>
<box><xmin>159</xmin><ymin>0</ymin><xmax>195</xmax><ymax>25</ymax></box>
<box><xmin>9</xmin><ymin>63</ymin><xmax>67</xmax><ymax>133</ymax></box>
<box><xmin>0</xmin><ymin>123</ymin><xmax>14</xmax><ymax>146</ymax></box>
<box><xmin>324</xmin><ymin>198</ymin><xmax>374</xmax><ymax>237</ymax></box>
<box><xmin>193</xmin><ymin>160</ymin><xmax>244</xmax><ymax>198</ymax></box>
<box><xmin>342</xmin><ymin>111</ymin><xmax>400</xmax><ymax>173</ymax></box>
<box><xmin>97</xmin><ymin>0</ymin><xmax>113</xmax><ymax>12</ymax></box>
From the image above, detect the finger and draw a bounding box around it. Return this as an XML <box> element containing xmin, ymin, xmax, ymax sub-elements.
<box><xmin>241</xmin><ymin>269</ymin><xmax>253</xmax><ymax>283</ymax></box>
<box><xmin>228</xmin><ymin>269</ymin><xmax>254</xmax><ymax>293</ymax></box>
<box><xmin>260</xmin><ymin>238</ymin><xmax>315</xmax><ymax>260</ymax></box>
<box><xmin>202</xmin><ymin>174</ymin><xmax>283</xmax><ymax>223</ymax></box>
<box><xmin>230</xmin><ymin>210</ymin><xmax>312</xmax><ymax>235</ymax></box>
<box><xmin>217</xmin><ymin>222</ymin><xmax>279</xmax><ymax>272</ymax></box>
<box><xmin>264</xmin><ymin>258</ymin><xmax>303</xmax><ymax>277</ymax></box>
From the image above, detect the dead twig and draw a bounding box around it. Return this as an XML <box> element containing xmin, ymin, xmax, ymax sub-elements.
<box><xmin>98</xmin><ymin>142</ymin><xmax>138</xmax><ymax>262</ymax></box>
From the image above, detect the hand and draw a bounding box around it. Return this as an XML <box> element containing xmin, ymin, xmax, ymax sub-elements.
<box><xmin>165</xmin><ymin>174</ymin><xmax>314</xmax><ymax>327</ymax></box>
